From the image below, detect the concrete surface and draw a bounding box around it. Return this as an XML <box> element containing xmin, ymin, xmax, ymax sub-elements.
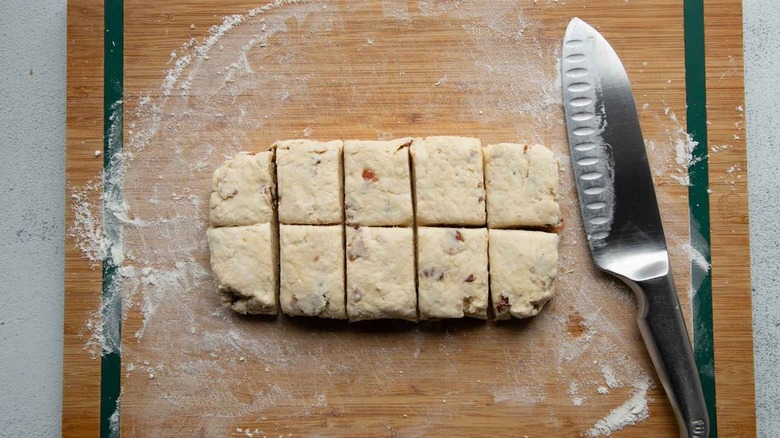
<box><xmin>0</xmin><ymin>0</ymin><xmax>66</xmax><ymax>437</ymax></box>
<box><xmin>0</xmin><ymin>0</ymin><xmax>776</xmax><ymax>436</ymax></box>
<box><xmin>744</xmin><ymin>1</ymin><xmax>780</xmax><ymax>436</ymax></box>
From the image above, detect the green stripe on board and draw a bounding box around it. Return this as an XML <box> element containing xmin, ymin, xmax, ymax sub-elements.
<box><xmin>101</xmin><ymin>0</ymin><xmax>123</xmax><ymax>437</ymax></box>
<box><xmin>683</xmin><ymin>0</ymin><xmax>717</xmax><ymax>436</ymax></box>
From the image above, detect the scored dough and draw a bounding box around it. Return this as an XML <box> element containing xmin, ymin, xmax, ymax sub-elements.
<box><xmin>411</xmin><ymin>136</ymin><xmax>486</xmax><ymax>226</ymax></box>
<box><xmin>206</xmin><ymin>138</ymin><xmax>561</xmax><ymax>321</ymax></box>
<box><xmin>489</xmin><ymin>229</ymin><xmax>559</xmax><ymax>319</ymax></box>
<box><xmin>279</xmin><ymin>225</ymin><xmax>346</xmax><ymax>319</ymax></box>
<box><xmin>206</xmin><ymin>224</ymin><xmax>278</xmax><ymax>315</ymax></box>
<box><xmin>344</xmin><ymin>138</ymin><xmax>414</xmax><ymax>226</ymax></box>
<box><xmin>275</xmin><ymin>139</ymin><xmax>343</xmax><ymax>225</ymax></box>
<box><xmin>346</xmin><ymin>226</ymin><xmax>416</xmax><ymax>321</ymax></box>
<box><xmin>209</xmin><ymin>151</ymin><xmax>275</xmax><ymax>227</ymax></box>
<box><xmin>417</xmin><ymin>227</ymin><xmax>489</xmax><ymax>319</ymax></box>
<box><xmin>484</xmin><ymin>143</ymin><xmax>560</xmax><ymax>228</ymax></box>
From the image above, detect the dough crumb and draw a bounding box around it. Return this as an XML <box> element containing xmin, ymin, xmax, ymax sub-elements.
<box><xmin>94</xmin><ymin>150</ymin><xmax>102</xmax><ymax>157</ymax></box>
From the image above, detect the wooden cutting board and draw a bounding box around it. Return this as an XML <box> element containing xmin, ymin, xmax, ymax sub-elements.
<box><xmin>64</xmin><ymin>0</ymin><xmax>754</xmax><ymax>436</ymax></box>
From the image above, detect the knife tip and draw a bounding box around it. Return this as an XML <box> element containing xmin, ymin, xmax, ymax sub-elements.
<box><xmin>567</xmin><ymin>17</ymin><xmax>588</xmax><ymax>31</ymax></box>
<box><xmin>565</xmin><ymin>17</ymin><xmax>596</xmax><ymax>42</ymax></box>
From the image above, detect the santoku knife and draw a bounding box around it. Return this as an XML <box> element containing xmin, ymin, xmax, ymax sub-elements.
<box><xmin>561</xmin><ymin>18</ymin><xmax>709</xmax><ymax>438</ymax></box>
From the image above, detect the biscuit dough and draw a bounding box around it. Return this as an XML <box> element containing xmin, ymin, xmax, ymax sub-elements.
<box><xmin>206</xmin><ymin>137</ymin><xmax>561</xmax><ymax>321</ymax></box>
<box><xmin>411</xmin><ymin>136</ymin><xmax>486</xmax><ymax>226</ymax></box>
<box><xmin>484</xmin><ymin>143</ymin><xmax>560</xmax><ymax>228</ymax></box>
<box><xmin>489</xmin><ymin>229</ymin><xmax>559</xmax><ymax>319</ymax></box>
<box><xmin>276</xmin><ymin>139</ymin><xmax>343</xmax><ymax>225</ymax></box>
<box><xmin>346</xmin><ymin>226</ymin><xmax>416</xmax><ymax>321</ymax></box>
<box><xmin>209</xmin><ymin>151</ymin><xmax>275</xmax><ymax>227</ymax></box>
<box><xmin>417</xmin><ymin>227</ymin><xmax>489</xmax><ymax>319</ymax></box>
<box><xmin>279</xmin><ymin>225</ymin><xmax>346</xmax><ymax>319</ymax></box>
<box><xmin>206</xmin><ymin>224</ymin><xmax>278</xmax><ymax>315</ymax></box>
<box><xmin>344</xmin><ymin>138</ymin><xmax>413</xmax><ymax>226</ymax></box>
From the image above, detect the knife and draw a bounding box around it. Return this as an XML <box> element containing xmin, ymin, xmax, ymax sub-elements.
<box><xmin>561</xmin><ymin>18</ymin><xmax>709</xmax><ymax>438</ymax></box>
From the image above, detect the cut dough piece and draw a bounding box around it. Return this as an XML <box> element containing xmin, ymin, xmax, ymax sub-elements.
<box><xmin>276</xmin><ymin>139</ymin><xmax>343</xmax><ymax>225</ymax></box>
<box><xmin>411</xmin><ymin>136</ymin><xmax>486</xmax><ymax>226</ymax></box>
<box><xmin>484</xmin><ymin>143</ymin><xmax>560</xmax><ymax>228</ymax></box>
<box><xmin>209</xmin><ymin>151</ymin><xmax>275</xmax><ymax>227</ymax></box>
<box><xmin>344</xmin><ymin>138</ymin><xmax>413</xmax><ymax>226</ymax></box>
<box><xmin>417</xmin><ymin>227</ymin><xmax>489</xmax><ymax>319</ymax></box>
<box><xmin>206</xmin><ymin>224</ymin><xmax>278</xmax><ymax>315</ymax></box>
<box><xmin>346</xmin><ymin>226</ymin><xmax>416</xmax><ymax>321</ymax></box>
<box><xmin>489</xmin><ymin>229</ymin><xmax>559</xmax><ymax>319</ymax></box>
<box><xmin>279</xmin><ymin>225</ymin><xmax>346</xmax><ymax>319</ymax></box>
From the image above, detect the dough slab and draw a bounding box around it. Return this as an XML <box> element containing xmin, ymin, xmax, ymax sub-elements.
<box><xmin>279</xmin><ymin>225</ymin><xmax>346</xmax><ymax>319</ymax></box>
<box><xmin>417</xmin><ymin>227</ymin><xmax>489</xmax><ymax>319</ymax></box>
<box><xmin>206</xmin><ymin>138</ymin><xmax>560</xmax><ymax>321</ymax></box>
<box><xmin>344</xmin><ymin>138</ymin><xmax>413</xmax><ymax>226</ymax></box>
<box><xmin>209</xmin><ymin>151</ymin><xmax>275</xmax><ymax>227</ymax></box>
<box><xmin>206</xmin><ymin>224</ymin><xmax>278</xmax><ymax>315</ymax></box>
<box><xmin>276</xmin><ymin>139</ymin><xmax>344</xmax><ymax>225</ymax></box>
<box><xmin>484</xmin><ymin>143</ymin><xmax>560</xmax><ymax>228</ymax></box>
<box><xmin>346</xmin><ymin>226</ymin><xmax>416</xmax><ymax>321</ymax></box>
<box><xmin>410</xmin><ymin>136</ymin><xmax>486</xmax><ymax>226</ymax></box>
<box><xmin>489</xmin><ymin>229</ymin><xmax>559</xmax><ymax>319</ymax></box>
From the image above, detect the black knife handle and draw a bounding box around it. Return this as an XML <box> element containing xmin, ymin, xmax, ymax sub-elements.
<box><xmin>623</xmin><ymin>273</ymin><xmax>710</xmax><ymax>438</ymax></box>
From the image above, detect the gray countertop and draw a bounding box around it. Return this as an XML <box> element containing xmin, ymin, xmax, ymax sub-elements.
<box><xmin>0</xmin><ymin>0</ymin><xmax>775</xmax><ymax>436</ymax></box>
<box><xmin>744</xmin><ymin>0</ymin><xmax>779</xmax><ymax>434</ymax></box>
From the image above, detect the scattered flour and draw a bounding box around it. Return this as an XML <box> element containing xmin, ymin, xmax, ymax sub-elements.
<box><xmin>601</xmin><ymin>364</ymin><xmax>621</xmax><ymax>388</ymax></box>
<box><xmin>675</xmin><ymin>134</ymin><xmax>695</xmax><ymax>168</ymax></box>
<box><xmin>669</xmin><ymin>129</ymin><xmax>699</xmax><ymax>187</ymax></box>
<box><xmin>650</xmin><ymin>102</ymin><xmax>702</xmax><ymax>188</ymax></box>
<box><xmin>108</xmin><ymin>406</ymin><xmax>120</xmax><ymax>438</ymax></box>
<box><xmin>569</xmin><ymin>382</ymin><xmax>586</xmax><ymax>407</ymax></box>
<box><xmin>381</xmin><ymin>0</ymin><xmax>411</xmax><ymax>22</ymax></box>
<box><xmin>587</xmin><ymin>378</ymin><xmax>651</xmax><ymax>437</ymax></box>
<box><xmin>710</xmin><ymin>143</ymin><xmax>731</xmax><ymax>154</ymax></box>
<box><xmin>68</xmin><ymin>182</ymin><xmax>106</xmax><ymax>267</ymax></box>
<box><xmin>681</xmin><ymin>242</ymin><xmax>711</xmax><ymax>273</ymax></box>
<box><xmin>723</xmin><ymin>162</ymin><xmax>743</xmax><ymax>192</ymax></box>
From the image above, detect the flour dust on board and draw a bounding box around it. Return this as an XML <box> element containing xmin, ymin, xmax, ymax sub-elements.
<box><xmin>68</xmin><ymin>1</ymin><xmax>700</xmax><ymax>435</ymax></box>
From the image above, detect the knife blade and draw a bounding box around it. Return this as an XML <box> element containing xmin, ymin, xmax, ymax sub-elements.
<box><xmin>561</xmin><ymin>18</ymin><xmax>709</xmax><ymax>438</ymax></box>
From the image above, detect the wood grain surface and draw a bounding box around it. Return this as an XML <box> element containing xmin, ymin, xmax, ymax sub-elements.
<box><xmin>63</xmin><ymin>0</ymin><xmax>755</xmax><ymax>436</ymax></box>
<box><xmin>63</xmin><ymin>1</ymin><xmax>105</xmax><ymax>435</ymax></box>
<box><xmin>704</xmin><ymin>0</ymin><xmax>756</xmax><ymax>435</ymax></box>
